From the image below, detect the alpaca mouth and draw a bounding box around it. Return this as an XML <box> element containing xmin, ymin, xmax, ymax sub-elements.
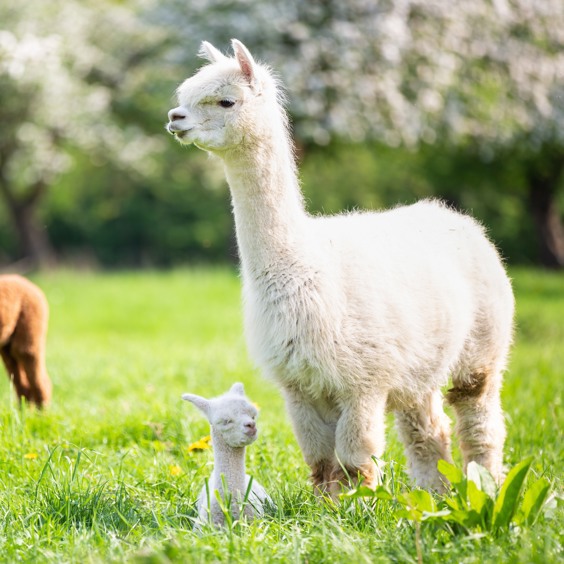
<box><xmin>166</xmin><ymin>124</ymin><xmax>191</xmax><ymax>139</ymax></box>
<box><xmin>173</xmin><ymin>130</ymin><xmax>193</xmax><ymax>144</ymax></box>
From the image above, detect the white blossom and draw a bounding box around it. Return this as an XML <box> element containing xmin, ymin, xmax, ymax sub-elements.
<box><xmin>152</xmin><ymin>0</ymin><xmax>564</xmax><ymax>148</ymax></box>
<box><xmin>0</xmin><ymin>0</ymin><xmax>166</xmax><ymax>196</ymax></box>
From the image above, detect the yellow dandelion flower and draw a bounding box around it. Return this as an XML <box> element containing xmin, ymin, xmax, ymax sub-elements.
<box><xmin>169</xmin><ymin>464</ymin><xmax>183</xmax><ymax>477</ymax></box>
<box><xmin>187</xmin><ymin>435</ymin><xmax>212</xmax><ymax>452</ymax></box>
<box><xmin>24</xmin><ymin>453</ymin><xmax>38</xmax><ymax>459</ymax></box>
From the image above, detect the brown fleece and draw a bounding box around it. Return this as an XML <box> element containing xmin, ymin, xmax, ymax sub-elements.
<box><xmin>0</xmin><ymin>275</ymin><xmax>51</xmax><ymax>407</ymax></box>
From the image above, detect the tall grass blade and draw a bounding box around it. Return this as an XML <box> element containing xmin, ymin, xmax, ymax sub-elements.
<box><xmin>34</xmin><ymin>445</ymin><xmax>60</xmax><ymax>501</ymax></box>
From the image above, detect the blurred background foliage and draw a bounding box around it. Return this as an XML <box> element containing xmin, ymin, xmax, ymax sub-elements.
<box><xmin>0</xmin><ymin>0</ymin><xmax>562</xmax><ymax>269</ymax></box>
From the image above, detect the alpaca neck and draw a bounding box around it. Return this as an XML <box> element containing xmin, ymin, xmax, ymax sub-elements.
<box><xmin>211</xmin><ymin>428</ymin><xmax>247</xmax><ymax>494</ymax></box>
<box><xmin>222</xmin><ymin>112</ymin><xmax>308</xmax><ymax>273</ymax></box>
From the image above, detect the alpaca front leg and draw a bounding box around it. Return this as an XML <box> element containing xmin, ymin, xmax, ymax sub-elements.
<box><xmin>395</xmin><ymin>390</ymin><xmax>452</xmax><ymax>492</ymax></box>
<box><xmin>282</xmin><ymin>388</ymin><xmax>337</xmax><ymax>495</ymax></box>
<box><xmin>331</xmin><ymin>392</ymin><xmax>388</xmax><ymax>497</ymax></box>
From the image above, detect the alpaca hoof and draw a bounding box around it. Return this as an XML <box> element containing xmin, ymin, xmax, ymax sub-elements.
<box><xmin>33</xmin><ymin>383</ymin><xmax>52</xmax><ymax>408</ymax></box>
<box><xmin>311</xmin><ymin>460</ymin><xmax>334</xmax><ymax>497</ymax></box>
<box><xmin>327</xmin><ymin>462</ymin><xmax>378</xmax><ymax>499</ymax></box>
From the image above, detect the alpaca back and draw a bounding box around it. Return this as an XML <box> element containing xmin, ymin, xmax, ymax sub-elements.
<box><xmin>0</xmin><ymin>275</ymin><xmax>49</xmax><ymax>348</ymax></box>
<box><xmin>242</xmin><ymin>200</ymin><xmax>513</xmax><ymax>404</ymax></box>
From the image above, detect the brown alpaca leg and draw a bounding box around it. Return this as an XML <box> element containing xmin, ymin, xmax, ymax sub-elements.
<box><xmin>10</xmin><ymin>307</ymin><xmax>51</xmax><ymax>408</ymax></box>
<box><xmin>1</xmin><ymin>347</ymin><xmax>33</xmax><ymax>404</ymax></box>
<box><xmin>15</xmin><ymin>352</ymin><xmax>51</xmax><ymax>408</ymax></box>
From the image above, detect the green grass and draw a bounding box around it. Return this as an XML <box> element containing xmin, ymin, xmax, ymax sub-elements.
<box><xmin>0</xmin><ymin>267</ymin><xmax>562</xmax><ymax>563</ymax></box>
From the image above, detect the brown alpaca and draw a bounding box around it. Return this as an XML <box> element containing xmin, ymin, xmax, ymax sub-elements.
<box><xmin>0</xmin><ymin>275</ymin><xmax>51</xmax><ymax>407</ymax></box>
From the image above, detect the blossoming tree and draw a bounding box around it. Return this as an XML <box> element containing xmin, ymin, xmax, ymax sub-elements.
<box><xmin>157</xmin><ymin>0</ymin><xmax>564</xmax><ymax>266</ymax></box>
<box><xmin>0</xmin><ymin>0</ymin><xmax>165</xmax><ymax>267</ymax></box>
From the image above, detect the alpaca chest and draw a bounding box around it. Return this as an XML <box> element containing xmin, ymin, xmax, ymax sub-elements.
<box><xmin>243</xmin><ymin>273</ymin><xmax>342</xmax><ymax>392</ymax></box>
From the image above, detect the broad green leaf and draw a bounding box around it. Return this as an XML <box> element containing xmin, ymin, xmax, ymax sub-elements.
<box><xmin>467</xmin><ymin>479</ymin><xmax>490</xmax><ymax>514</ymax></box>
<box><xmin>444</xmin><ymin>497</ymin><xmax>464</xmax><ymax>511</ymax></box>
<box><xmin>462</xmin><ymin>509</ymin><xmax>483</xmax><ymax>528</ymax></box>
<box><xmin>395</xmin><ymin>489</ymin><xmax>439</xmax><ymax>524</ymax></box>
<box><xmin>408</xmin><ymin>489</ymin><xmax>437</xmax><ymax>513</ymax></box>
<box><xmin>467</xmin><ymin>461</ymin><xmax>497</xmax><ymax>499</ymax></box>
<box><xmin>396</xmin><ymin>492</ymin><xmax>410</xmax><ymax>507</ymax></box>
<box><xmin>343</xmin><ymin>486</ymin><xmax>376</xmax><ymax>499</ymax></box>
<box><xmin>343</xmin><ymin>485</ymin><xmax>393</xmax><ymax>500</ymax></box>
<box><xmin>438</xmin><ymin>459</ymin><xmax>467</xmax><ymax>500</ymax></box>
<box><xmin>421</xmin><ymin>509</ymin><xmax>452</xmax><ymax>522</ymax></box>
<box><xmin>373</xmin><ymin>485</ymin><xmax>395</xmax><ymax>501</ymax></box>
<box><xmin>493</xmin><ymin>457</ymin><xmax>533</xmax><ymax>531</ymax></box>
<box><xmin>438</xmin><ymin>459</ymin><xmax>464</xmax><ymax>485</ymax></box>
<box><xmin>516</xmin><ymin>477</ymin><xmax>551</xmax><ymax>526</ymax></box>
<box><xmin>396</xmin><ymin>507</ymin><xmax>423</xmax><ymax>522</ymax></box>
<box><xmin>447</xmin><ymin>509</ymin><xmax>482</xmax><ymax>528</ymax></box>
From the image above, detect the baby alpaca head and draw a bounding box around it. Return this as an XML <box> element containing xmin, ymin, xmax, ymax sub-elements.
<box><xmin>182</xmin><ymin>382</ymin><xmax>259</xmax><ymax>448</ymax></box>
<box><xmin>167</xmin><ymin>39</ymin><xmax>278</xmax><ymax>153</ymax></box>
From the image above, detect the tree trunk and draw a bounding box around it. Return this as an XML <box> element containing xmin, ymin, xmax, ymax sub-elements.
<box><xmin>527</xmin><ymin>156</ymin><xmax>564</xmax><ymax>269</ymax></box>
<box><xmin>0</xmin><ymin>176</ymin><xmax>56</xmax><ymax>270</ymax></box>
<box><xmin>11</xmin><ymin>201</ymin><xmax>56</xmax><ymax>269</ymax></box>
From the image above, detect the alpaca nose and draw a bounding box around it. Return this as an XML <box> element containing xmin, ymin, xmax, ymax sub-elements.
<box><xmin>168</xmin><ymin>107</ymin><xmax>188</xmax><ymax>122</ymax></box>
<box><xmin>245</xmin><ymin>421</ymin><xmax>256</xmax><ymax>432</ymax></box>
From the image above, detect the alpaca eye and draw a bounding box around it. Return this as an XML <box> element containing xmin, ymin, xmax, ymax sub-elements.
<box><xmin>219</xmin><ymin>99</ymin><xmax>235</xmax><ymax>108</ymax></box>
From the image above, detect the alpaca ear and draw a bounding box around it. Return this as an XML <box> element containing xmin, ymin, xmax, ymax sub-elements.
<box><xmin>230</xmin><ymin>382</ymin><xmax>245</xmax><ymax>396</ymax></box>
<box><xmin>182</xmin><ymin>393</ymin><xmax>211</xmax><ymax>417</ymax></box>
<box><xmin>199</xmin><ymin>41</ymin><xmax>227</xmax><ymax>63</ymax></box>
<box><xmin>231</xmin><ymin>39</ymin><xmax>259</xmax><ymax>91</ymax></box>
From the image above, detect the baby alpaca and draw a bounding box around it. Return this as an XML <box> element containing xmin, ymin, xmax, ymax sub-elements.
<box><xmin>0</xmin><ymin>275</ymin><xmax>51</xmax><ymax>407</ymax></box>
<box><xmin>182</xmin><ymin>383</ymin><xmax>270</xmax><ymax>527</ymax></box>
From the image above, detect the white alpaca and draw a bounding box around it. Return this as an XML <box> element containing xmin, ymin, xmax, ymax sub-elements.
<box><xmin>182</xmin><ymin>383</ymin><xmax>270</xmax><ymax>527</ymax></box>
<box><xmin>168</xmin><ymin>40</ymin><xmax>514</xmax><ymax>495</ymax></box>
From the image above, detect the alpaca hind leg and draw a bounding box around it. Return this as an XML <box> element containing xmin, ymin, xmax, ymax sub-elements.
<box><xmin>330</xmin><ymin>392</ymin><xmax>387</xmax><ymax>497</ymax></box>
<box><xmin>11</xmin><ymin>349</ymin><xmax>51</xmax><ymax>408</ymax></box>
<box><xmin>282</xmin><ymin>388</ymin><xmax>337</xmax><ymax>495</ymax></box>
<box><xmin>10</xmin><ymin>319</ymin><xmax>51</xmax><ymax>408</ymax></box>
<box><xmin>1</xmin><ymin>347</ymin><xmax>33</xmax><ymax>404</ymax></box>
<box><xmin>447</xmin><ymin>369</ymin><xmax>506</xmax><ymax>483</ymax></box>
<box><xmin>395</xmin><ymin>390</ymin><xmax>452</xmax><ymax>492</ymax></box>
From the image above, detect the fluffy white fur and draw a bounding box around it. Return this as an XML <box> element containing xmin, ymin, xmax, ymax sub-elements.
<box><xmin>182</xmin><ymin>383</ymin><xmax>270</xmax><ymax>527</ymax></box>
<box><xmin>169</xmin><ymin>40</ymin><xmax>515</xmax><ymax>495</ymax></box>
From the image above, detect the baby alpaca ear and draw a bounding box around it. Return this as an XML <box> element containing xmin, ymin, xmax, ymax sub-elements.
<box><xmin>231</xmin><ymin>39</ymin><xmax>259</xmax><ymax>91</ymax></box>
<box><xmin>182</xmin><ymin>393</ymin><xmax>211</xmax><ymax>417</ymax></box>
<box><xmin>230</xmin><ymin>382</ymin><xmax>245</xmax><ymax>396</ymax></box>
<box><xmin>199</xmin><ymin>41</ymin><xmax>227</xmax><ymax>63</ymax></box>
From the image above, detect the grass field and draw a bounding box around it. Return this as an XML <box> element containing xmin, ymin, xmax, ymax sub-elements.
<box><xmin>0</xmin><ymin>267</ymin><xmax>562</xmax><ymax>563</ymax></box>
